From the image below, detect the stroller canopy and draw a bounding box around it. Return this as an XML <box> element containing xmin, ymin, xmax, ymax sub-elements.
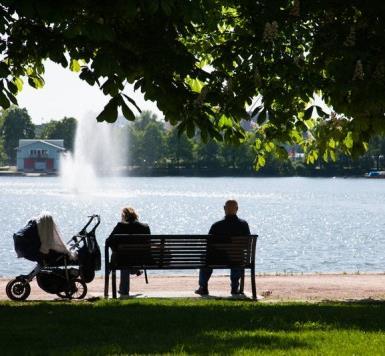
<box><xmin>13</xmin><ymin>212</ymin><xmax>74</xmax><ymax>262</ymax></box>
<box><xmin>36</xmin><ymin>212</ymin><xmax>72</xmax><ymax>256</ymax></box>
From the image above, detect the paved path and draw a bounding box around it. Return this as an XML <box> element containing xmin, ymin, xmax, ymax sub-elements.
<box><xmin>2</xmin><ymin>273</ymin><xmax>385</xmax><ymax>301</ymax></box>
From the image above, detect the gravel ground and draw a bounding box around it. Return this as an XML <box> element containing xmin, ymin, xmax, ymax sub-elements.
<box><xmin>2</xmin><ymin>273</ymin><xmax>385</xmax><ymax>301</ymax></box>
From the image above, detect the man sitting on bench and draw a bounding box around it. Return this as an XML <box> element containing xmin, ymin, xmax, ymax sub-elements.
<box><xmin>195</xmin><ymin>200</ymin><xmax>251</xmax><ymax>296</ymax></box>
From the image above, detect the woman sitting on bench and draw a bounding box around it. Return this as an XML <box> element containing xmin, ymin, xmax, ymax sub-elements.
<box><xmin>109</xmin><ymin>207</ymin><xmax>151</xmax><ymax>299</ymax></box>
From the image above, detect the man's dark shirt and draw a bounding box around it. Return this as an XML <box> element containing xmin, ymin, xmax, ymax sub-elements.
<box><xmin>209</xmin><ymin>215</ymin><xmax>250</xmax><ymax>236</ymax></box>
<box><xmin>110</xmin><ymin>220</ymin><xmax>151</xmax><ymax>236</ymax></box>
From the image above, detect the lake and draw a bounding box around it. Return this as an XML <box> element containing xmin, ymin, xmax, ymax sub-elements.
<box><xmin>1</xmin><ymin>176</ymin><xmax>385</xmax><ymax>276</ymax></box>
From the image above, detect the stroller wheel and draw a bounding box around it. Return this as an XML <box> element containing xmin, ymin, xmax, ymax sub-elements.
<box><xmin>6</xmin><ymin>278</ymin><xmax>31</xmax><ymax>301</ymax></box>
<box><xmin>56</xmin><ymin>279</ymin><xmax>87</xmax><ymax>300</ymax></box>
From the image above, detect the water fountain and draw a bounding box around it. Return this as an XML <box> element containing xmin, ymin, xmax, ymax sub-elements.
<box><xmin>60</xmin><ymin>113</ymin><xmax>128</xmax><ymax>193</ymax></box>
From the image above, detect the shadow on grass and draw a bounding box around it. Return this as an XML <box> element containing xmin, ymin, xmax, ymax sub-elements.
<box><xmin>1</xmin><ymin>299</ymin><xmax>385</xmax><ymax>354</ymax></box>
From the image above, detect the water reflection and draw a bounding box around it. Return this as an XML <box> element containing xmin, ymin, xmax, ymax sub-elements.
<box><xmin>1</xmin><ymin>176</ymin><xmax>385</xmax><ymax>276</ymax></box>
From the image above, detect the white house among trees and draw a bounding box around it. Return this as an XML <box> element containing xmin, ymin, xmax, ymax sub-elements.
<box><xmin>16</xmin><ymin>139</ymin><xmax>65</xmax><ymax>172</ymax></box>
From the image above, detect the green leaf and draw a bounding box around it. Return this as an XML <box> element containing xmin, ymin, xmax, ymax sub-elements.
<box><xmin>218</xmin><ymin>115</ymin><xmax>232</xmax><ymax>128</ymax></box>
<box><xmin>323</xmin><ymin>150</ymin><xmax>329</xmax><ymax>161</ymax></box>
<box><xmin>276</xmin><ymin>146</ymin><xmax>288</xmax><ymax>159</ymax></box>
<box><xmin>121</xmin><ymin>99</ymin><xmax>135</xmax><ymax>121</ymax></box>
<box><xmin>134</xmin><ymin>79</ymin><xmax>143</xmax><ymax>91</ymax></box>
<box><xmin>186</xmin><ymin>77</ymin><xmax>204</xmax><ymax>93</ymax></box>
<box><xmin>5</xmin><ymin>89</ymin><xmax>17</xmax><ymax>105</ymax></box>
<box><xmin>0</xmin><ymin>91</ymin><xmax>10</xmax><ymax>108</ymax></box>
<box><xmin>70</xmin><ymin>59</ymin><xmax>81</xmax><ymax>72</ymax></box>
<box><xmin>96</xmin><ymin>98</ymin><xmax>118</xmax><ymax>123</ymax></box>
<box><xmin>59</xmin><ymin>55</ymin><xmax>68</xmax><ymax>68</ymax></box>
<box><xmin>0</xmin><ymin>62</ymin><xmax>9</xmax><ymax>77</ymax></box>
<box><xmin>315</xmin><ymin>106</ymin><xmax>327</xmax><ymax>118</ymax></box>
<box><xmin>101</xmin><ymin>78</ymin><xmax>119</xmax><ymax>96</ymax></box>
<box><xmin>257</xmin><ymin>110</ymin><xmax>267</xmax><ymax>125</ymax></box>
<box><xmin>13</xmin><ymin>78</ymin><xmax>23</xmax><ymax>91</ymax></box>
<box><xmin>290</xmin><ymin>129</ymin><xmax>302</xmax><ymax>142</ymax></box>
<box><xmin>92</xmin><ymin>51</ymin><xmax>114</xmax><ymax>76</ymax></box>
<box><xmin>330</xmin><ymin>150</ymin><xmax>336</xmax><ymax>162</ymax></box>
<box><xmin>304</xmin><ymin>119</ymin><xmax>315</xmax><ymax>129</ymax></box>
<box><xmin>28</xmin><ymin>76</ymin><xmax>45</xmax><ymax>89</ymax></box>
<box><xmin>264</xmin><ymin>141</ymin><xmax>275</xmax><ymax>152</ymax></box>
<box><xmin>28</xmin><ymin>77</ymin><xmax>37</xmax><ymax>88</ymax></box>
<box><xmin>79</xmin><ymin>68</ymin><xmax>96</xmax><ymax>86</ymax></box>
<box><xmin>257</xmin><ymin>155</ymin><xmax>266</xmax><ymax>167</ymax></box>
<box><xmin>344</xmin><ymin>132</ymin><xmax>354</xmax><ymax>149</ymax></box>
<box><xmin>7</xmin><ymin>81</ymin><xmax>18</xmax><ymax>94</ymax></box>
<box><xmin>304</xmin><ymin>106</ymin><xmax>313</xmax><ymax>120</ymax></box>
<box><xmin>123</xmin><ymin>94</ymin><xmax>142</xmax><ymax>113</ymax></box>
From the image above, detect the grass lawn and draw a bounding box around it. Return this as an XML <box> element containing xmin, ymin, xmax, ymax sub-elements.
<box><xmin>1</xmin><ymin>298</ymin><xmax>385</xmax><ymax>355</ymax></box>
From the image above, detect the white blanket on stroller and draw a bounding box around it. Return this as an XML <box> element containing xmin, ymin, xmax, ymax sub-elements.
<box><xmin>36</xmin><ymin>212</ymin><xmax>76</xmax><ymax>259</ymax></box>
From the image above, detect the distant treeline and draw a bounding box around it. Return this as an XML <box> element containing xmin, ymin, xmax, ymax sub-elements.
<box><xmin>126</xmin><ymin>112</ymin><xmax>385</xmax><ymax>177</ymax></box>
<box><xmin>0</xmin><ymin>107</ymin><xmax>384</xmax><ymax>176</ymax></box>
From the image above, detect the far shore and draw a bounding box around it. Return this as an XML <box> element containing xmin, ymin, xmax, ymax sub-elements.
<box><xmin>2</xmin><ymin>272</ymin><xmax>385</xmax><ymax>301</ymax></box>
<box><xmin>0</xmin><ymin>169</ymin><xmax>369</xmax><ymax>178</ymax></box>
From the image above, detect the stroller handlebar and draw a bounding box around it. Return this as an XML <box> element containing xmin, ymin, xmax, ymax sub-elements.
<box><xmin>79</xmin><ymin>214</ymin><xmax>100</xmax><ymax>235</ymax></box>
<box><xmin>67</xmin><ymin>214</ymin><xmax>101</xmax><ymax>246</ymax></box>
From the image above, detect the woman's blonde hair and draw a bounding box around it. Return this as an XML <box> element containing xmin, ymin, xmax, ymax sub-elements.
<box><xmin>121</xmin><ymin>207</ymin><xmax>139</xmax><ymax>222</ymax></box>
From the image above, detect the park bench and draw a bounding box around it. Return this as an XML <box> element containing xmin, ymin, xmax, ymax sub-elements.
<box><xmin>104</xmin><ymin>234</ymin><xmax>258</xmax><ymax>299</ymax></box>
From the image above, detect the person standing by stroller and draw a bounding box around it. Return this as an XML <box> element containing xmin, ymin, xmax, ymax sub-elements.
<box><xmin>109</xmin><ymin>207</ymin><xmax>151</xmax><ymax>299</ymax></box>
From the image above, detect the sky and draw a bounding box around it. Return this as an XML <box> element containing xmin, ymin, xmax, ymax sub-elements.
<box><xmin>16</xmin><ymin>60</ymin><xmax>163</xmax><ymax>124</ymax></box>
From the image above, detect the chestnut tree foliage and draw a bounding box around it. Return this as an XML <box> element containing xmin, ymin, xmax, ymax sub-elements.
<box><xmin>0</xmin><ymin>0</ymin><xmax>384</xmax><ymax>167</ymax></box>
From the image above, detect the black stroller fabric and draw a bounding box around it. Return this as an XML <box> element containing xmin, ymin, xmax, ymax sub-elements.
<box><xmin>36</xmin><ymin>268</ymin><xmax>79</xmax><ymax>294</ymax></box>
<box><xmin>78</xmin><ymin>236</ymin><xmax>101</xmax><ymax>283</ymax></box>
<box><xmin>13</xmin><ymin>220</ymin><xmax>41</xmax><ymax>262</ymax></box>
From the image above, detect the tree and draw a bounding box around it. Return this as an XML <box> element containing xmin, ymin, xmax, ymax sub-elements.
<box><xmin>195</xmin><ymin>140</ymin><xmax>223</xmax><ymax>169</ymax></box>
<box><xmin>0</xmin><ymin>112</ymin><xmax>6</xmax><ymax>163</ymax></box>
<box><xmin>2</xmin><ymin>1</ymin><xmax>385</xmax><ymax>166</ymax></box>
<box><xmin>361</xmin><ymin>136</ymin><xmax>385</xmax><ymax>171</ymax></box>
<box><xmin>220</xmin><ymin>135</ymin><xmax>255</xmax><ymax>170</ymax></box>
<box><xmin>0</xmin><ymin>107</ymin><xmax>35</xmax><ymax>163</ymax></box>
<box><xmin>0</xmin><ymin>137</ymin><xmax>7</xmax><ymax>164</ymax></box>
<box><xmin>40</xmin><ymin>117</ymin><xmax>77</xmax><ymax>151</ymax></box>
<box><xmin>141</xmin><ymin>123</ymin><xmax>164</xmax><ymax>167</ymax></box>
<box><xmin>128</xmin><ymin>111</ymin><xmax>165</xmax><ymax>166</ymax></box>
<box><xmin>127</xmin><ymin>124</ymin><xmax>143</xmax><ymax>166</ymax></box>
<box><xmin>132</xmin><ymin>111</ymin><xmax>159</xmax><ymax>131</ymax></box>
<box><xmin>166</xmin><ymin>128</ymin><xmax>193</xmax><ymax>167</ymax></box>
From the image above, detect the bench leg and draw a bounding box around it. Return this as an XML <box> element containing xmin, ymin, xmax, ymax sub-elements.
<box><xmin>104</xmin><ymin>268</ymin><xmax>109</xmax><ymax>299</ymax></box>
<box><xmin>112</xmin><ymin>270</ymin><xmax>117</xmax><ymax>299</ymax></box>
<box><xmin>144</xmin><ymin>269</ymin><xmax>148</xmax><ymax>284</ymax></box>
<box><xmin>251</xmin><ymin>267</ymin><xmax>257</xmax><ymax>300</ymax></box>
<box><xmin>239</xmin><ymin>269</ymin><xmax>245</xmax><ymax>294</ymax></box>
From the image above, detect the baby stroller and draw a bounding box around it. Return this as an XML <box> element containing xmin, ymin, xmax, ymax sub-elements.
<box><xmin>6</xmin><ymin>214</ymin><xmax>101</xmax><ymax>301</ymax></box>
